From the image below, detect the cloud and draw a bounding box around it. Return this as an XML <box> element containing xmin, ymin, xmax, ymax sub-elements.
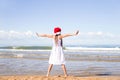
<box><xmin>0</xmin><ymin>30</ymin><xmax>38</xmax><ymax>46</ymax></box>
<box><xmin>87</xmin><ymin>31</ymin><xmax>103</xmax><ymax>36</ymax></box>
<box><xmin>0</xmin><ymin>30</ymin><xmax>8</xmax><ymax>39</ymax></box>
<box><xmin>0</xmin><ymin>30</ymin><xmax>120</xmax><ymax>46</ymax></box>
<box><xmin>72</xmin><ymin>31</ymin><xmax>120</xmax><ymax>45</ymax></box>
<box><xmin>79</xmin><ymin>31</ymin><xmax>116</xmax><ymax>38</ymax></box>
<box><xmin>0</xmin><ymin>30</ymin><xmax>35</xmax><ymax>39</ymax></box>
<box><xmin>24</xmin><ymin>31</ymin><xmax>34</xmax><ymax>37</ymax></box>
<box><xmin>0</xmin><ymin>30</ymin><xmax>118</xmax><ymax>40</ymax></box>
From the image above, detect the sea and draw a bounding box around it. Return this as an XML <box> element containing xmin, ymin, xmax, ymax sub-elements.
<box><xmin>0</xmin><ymin>46</ymin><xmax>120</xmax><ymax>76</ymax></box>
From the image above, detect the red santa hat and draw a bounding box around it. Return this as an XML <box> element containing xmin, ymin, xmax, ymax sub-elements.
<box><xmin>54</xmin><ymin>27</ymin><xmax>61</xmax><ymax>34</ymax></box>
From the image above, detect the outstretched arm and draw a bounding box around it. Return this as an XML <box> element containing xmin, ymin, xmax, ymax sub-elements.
<box><xmin>61</xmin><ymin>30</ymin><xmax>79</xmax><ymax>38</ymax></box>
<box><xmin>36</xmin><ymin>33</ymin><xmax>53</xmax><ymax>38</ymax></box>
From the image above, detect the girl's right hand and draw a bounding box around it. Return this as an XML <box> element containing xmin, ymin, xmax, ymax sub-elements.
<box><xmin>75</xmin><ymin>30</ymin><xmax>79</xmax><ymax>35</ymax></box>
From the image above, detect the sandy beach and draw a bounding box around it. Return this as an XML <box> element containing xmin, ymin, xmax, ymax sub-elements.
<box><xmin>0</xmin><ymin>49</ymin><xmax>120</xmax><ymax>80</ymax></box>
<box><xmin>0</xmin><ymin>75</ymin><xmax>120</xmax><ymax>80</ymax></box>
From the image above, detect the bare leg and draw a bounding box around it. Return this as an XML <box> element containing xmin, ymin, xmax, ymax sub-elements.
<box><xmin>46</xmin><ymin>64</ymin><xmax>53</xmax><ymax>77</ymax></box>
<box><xmin>61</xmin><ymin>64</ymin><xmax>68</xmax><ymax>77</ymax></box>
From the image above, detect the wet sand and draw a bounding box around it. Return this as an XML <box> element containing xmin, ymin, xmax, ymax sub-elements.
<box><xmin>0</xmin><ymin>75</ymin><xmax>120</xmax><ymax>80</ymax></box>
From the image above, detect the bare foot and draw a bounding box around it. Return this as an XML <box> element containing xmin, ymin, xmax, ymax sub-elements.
<box><xmin>46</xmin><ymin>74</ymin><xmax>49</xmax><ymax>77</ymax></box>
<box><xmin>65</xmin><ymin>74</ymin><xmax>68</xmax><ymax>77</ymax></box>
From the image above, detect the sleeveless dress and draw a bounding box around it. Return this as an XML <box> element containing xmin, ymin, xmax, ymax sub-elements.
<box><xmin>49</xmin><ymin>38</ymin><xmax>65</xmax><ymax>65</ymax></box>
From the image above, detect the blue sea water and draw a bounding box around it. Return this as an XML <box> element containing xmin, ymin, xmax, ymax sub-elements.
<box><xmin>0</xmin><ymin>48</ymin><xmax>120</xmax><ymax>76</ymax></box>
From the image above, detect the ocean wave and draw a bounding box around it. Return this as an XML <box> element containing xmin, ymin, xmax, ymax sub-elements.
<box><xmin>0</xmin><ymin>46</ymin><xmax>52</xmax><ymax>50</ymax></box>
<box><xmin>65</xmin><ymin>47</ymin><xmax>120</xmax><ymax>51</ymax></box>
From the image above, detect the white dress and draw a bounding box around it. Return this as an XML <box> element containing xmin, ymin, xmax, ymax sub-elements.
<box><xmin>49</xmin><ymin>39</ymin><xmax>65</xmax><ymax>65</ymax></box>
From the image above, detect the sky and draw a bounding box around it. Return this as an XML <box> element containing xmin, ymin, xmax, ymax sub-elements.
<box><xmin>0</xmin><ymin>0</ymin><xmax>120</xmax><ymax>46</ymax></box>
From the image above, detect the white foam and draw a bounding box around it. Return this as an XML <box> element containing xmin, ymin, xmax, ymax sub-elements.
<box><xmin>65</xmin><ymin>47</ymin><xmax>120</xmax><ymax>51</ymax></box>
<box><xmin>15</xmin><ymin>54</ymin><xmax>24</xmax><ymax>58</ymax></box>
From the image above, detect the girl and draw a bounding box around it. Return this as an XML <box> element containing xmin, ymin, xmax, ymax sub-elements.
<box><xmin>36</xmin><ymin>27</ymin><xmax>79</xmax><ymax>77</ymax></box>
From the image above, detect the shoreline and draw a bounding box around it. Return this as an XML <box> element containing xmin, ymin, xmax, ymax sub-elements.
<box><xmin>0</xmin><ymin>75</ymin><xmax>120</xmax><ymax>80</ymax></box>
<box><xmin>0</xmin><ymin>47</ymin><xmax>120</xmax><ymax>52</ymax></box>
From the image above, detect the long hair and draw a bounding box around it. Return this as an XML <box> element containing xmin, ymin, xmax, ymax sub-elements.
<box><xmin>54</xmin><ymin>34</ymin><xmax>63</xmax><ymax>47</ymax></box>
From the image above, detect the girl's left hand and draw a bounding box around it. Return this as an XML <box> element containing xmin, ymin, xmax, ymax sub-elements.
<box><xmin>36</xmin><ymin>32</ymin><xmax>39</xmax><ymax>37</ymax></box>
